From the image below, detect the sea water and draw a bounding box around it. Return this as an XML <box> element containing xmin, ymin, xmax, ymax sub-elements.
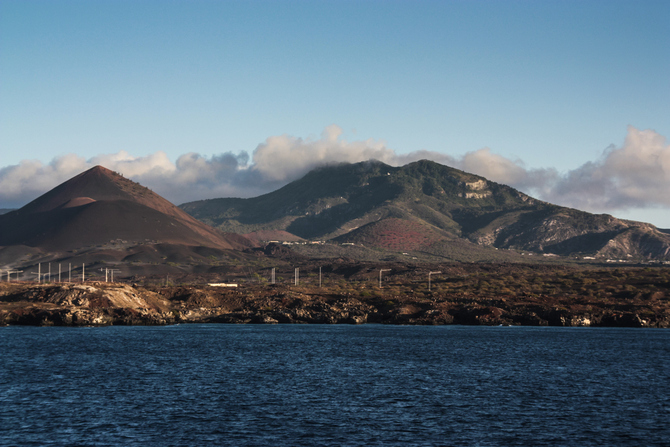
<box><xmin>1</xmin><ymin>325</ymin><xmax>668</xmax><ymax>446</ymax></box>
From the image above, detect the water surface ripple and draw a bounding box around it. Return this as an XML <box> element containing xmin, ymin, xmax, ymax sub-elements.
<box><xmin>1</xmin><ymin>325</ymin><xmax>668</xmax><ymax>446</ymax></box>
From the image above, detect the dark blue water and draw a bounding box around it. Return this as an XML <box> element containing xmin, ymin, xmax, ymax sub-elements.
<box><xmin>1</xmin><ymin>325</ymin><xmax>668</xmax><ymax>446</ymax></box>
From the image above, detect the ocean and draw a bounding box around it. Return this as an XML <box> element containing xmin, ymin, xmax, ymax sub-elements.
<box><xmin>1</xmin><ymin>325</ymin><xmax>668</xmax><ymax>446</ymax></box>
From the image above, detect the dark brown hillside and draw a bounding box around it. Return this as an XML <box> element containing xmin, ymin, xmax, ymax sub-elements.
<box><xmin>2</xmin><ymin>200</ymin><xmax>233</xmax><ymax>251</ymax></box>
<box><xmin>0</xmin><ymin>166</ymin><xmax>254</xmax><ymax>252</ymax></box>
<box><xmin>19</xmin><ymin>166</ymin><xmax>168</xmax><ymax>214</ymax></box>
<box><xmin>12</xmin><ymin>165</ymin><xmax>232</xmax><ymax>247</ymax></box>
<box><xmin>334</xmin><ymin>218</ymin><xmax>444</xmax><ymax>250</ymax></box>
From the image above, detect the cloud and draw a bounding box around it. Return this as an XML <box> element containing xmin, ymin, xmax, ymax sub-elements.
<box><xmin>249</xmin><ymin>124</ymin><xmax>396</xmax><ymax>183</ymax></box>
<box><xmin>0</xmin><ymin>125</ymin><xmax>668</xmax><ymax>221</ymax></box>
<box><xmin>538</xmin><ymin>127</ymin><xmax>670</xmax><ymax>212</ymax></box>
<box><xmin>436</xmin><ymin>127</ymin><xmax>670</xmax><ymax>214</ymax></box>
<box><xmin>0</xmin><ymin>155</ymin><xmax>88</xmax><ymax>206</ymax></box>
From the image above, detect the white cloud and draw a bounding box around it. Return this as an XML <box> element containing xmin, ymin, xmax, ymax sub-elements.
<box><xmin>249</xmin><ymin>124</ymin><xmax>395</xmax><ymax>183</ymax></box>
<box><xmin>461</xmin><ymin>148</ymin><xmax>529</xmax><ymax>186</ymax></box>
<box><xmin>0</xmin><ymin>125</ymin><xmax>668</xmax><ymax>227</ymax></box>
<box><xmin>0</xmin><ymin>156</ymin><xmax>87</xmax><ymax>202</ymax></box>
<box><xmin>90</xmin><ymin>150</ymin><xmax>175</xmax><ymax>178</ymax></box>
<box><xmin>0</xmin><ymin>151</ymin><xmax>177</xmax><ymax>208</ymax></box>
<box><xmin>539</xmin><ymin>127</ymin><xmax>670</xmax><ymax>212</ymax></box>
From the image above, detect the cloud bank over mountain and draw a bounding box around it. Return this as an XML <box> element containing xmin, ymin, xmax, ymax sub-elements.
<box><xmin>1</xmin><ymin>126</ymin><xmax>668</xmax><ymax>221</ymax></box>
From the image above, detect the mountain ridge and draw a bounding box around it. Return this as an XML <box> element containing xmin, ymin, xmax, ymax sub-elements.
<box><xmin>181</xmin><ymin>159</ymin><xmax>670</xmax><ymax>261</ymax></box>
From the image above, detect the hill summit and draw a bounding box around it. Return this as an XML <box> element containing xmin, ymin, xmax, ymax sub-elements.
<box><xmin>0</xmin><ymin>166</ymin><xmax>252</xmax><ymax>252</ymax></box>
<box><xmin>181</xmin><ymin>159</ymin><xmax>670</xmax><ymax>261</ymax></box>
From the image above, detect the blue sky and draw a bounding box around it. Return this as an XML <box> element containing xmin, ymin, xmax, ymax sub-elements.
<box><xmin>1</xmin><ymin>0</ymin><xmax>669</xmax><ymax>226</ymax></box>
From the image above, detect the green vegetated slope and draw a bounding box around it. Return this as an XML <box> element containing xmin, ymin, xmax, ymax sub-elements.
<box><xmin>181</xmin><ymin>160</ymin><xmax>670</xmax><ymax>261</ymax></box>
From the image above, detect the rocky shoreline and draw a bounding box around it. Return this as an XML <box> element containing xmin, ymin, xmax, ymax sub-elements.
<box><xmin>1</xmin><ymin>278</ymin><xmax>669</xmax><ymax>328</ymax></box>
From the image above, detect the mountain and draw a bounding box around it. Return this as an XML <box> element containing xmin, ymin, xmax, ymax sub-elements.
<box><xmin>0</xmin><ymin>166</ymin><xmax>253</xmax><ymax>253</ymax></box>
<box><xmin>181</xmin><ymin>160</ymin><xmax>670</xmax><ymax>261</ymax></box>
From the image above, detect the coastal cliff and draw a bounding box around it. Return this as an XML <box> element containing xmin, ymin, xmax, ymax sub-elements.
<box><xmin>2</xmin><ymin>264</ymin><xmax>669</xmax><ymax>327</ymax></box>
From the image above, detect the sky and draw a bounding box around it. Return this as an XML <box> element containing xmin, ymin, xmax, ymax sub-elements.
<box><xmin>1</xmin><ymin>0</ymin><xmax>669</xmax><ymax>226</ymax></box>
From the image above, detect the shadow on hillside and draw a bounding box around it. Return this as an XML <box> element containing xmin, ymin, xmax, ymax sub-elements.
<box><xmin>543</xmin><ymin>230</ymin><xmax>624</xmax><ymax>255</ymax></box>
<box><xmin>285</xmin><ymin>183</ymin><xmax>404</xmax><ymax>239</ymax></box>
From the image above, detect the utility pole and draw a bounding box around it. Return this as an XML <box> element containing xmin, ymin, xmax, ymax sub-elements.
<box><xmin>58</xmin><ymin>264</ymin><xmax>61</xmax><ymax>283</ymax></box>
<box><xmin>109</xmin><ymin>269</ymin><xmax>121</xmax><ymax>282</ymax></box>
<box><xmin>82</xmin><ymin>263</ymin><xmax>85</xmax><ymax>282</ymax></box>
<box><xmin>32</xmin><ymin>263</ymin><xmax>42</xmax><ymax>283</ymax></box>
<box><xmin>294</xmin><ymin>268</ymin><xmax>299</xmax><ymax>286</ymax></box>
<box><xmin>319</xmin><ymin>266</ymin><xmax>322</xmax><ymax>288</ymax></box>
<box><xmin>48</xmin><ymin>263</ymin><xmax>51</xmax><ymax>283</ymax></box>
<box><xmin>379</xmin><ymin>269</ymin><xmax>391</xmax><ymax>288</ymax></box>
<box><xmin>428</xmin><ymin>271</ymin><xmax>442</xmax><ymax>292</ymax></box>
<box><xmin>7</xmin><ymin>270</ymin><xmax>22</xmax><ymax>282</ymax></box>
